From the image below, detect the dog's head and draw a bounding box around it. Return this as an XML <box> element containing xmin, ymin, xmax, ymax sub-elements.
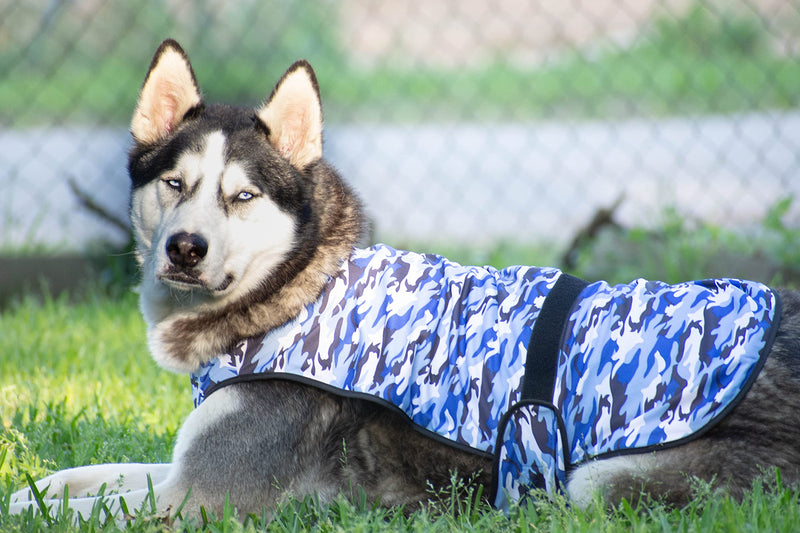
<box><xmin>129</xmin><ymin>40</ymin><xmax>325</xmax><ymax>324</ymax></box>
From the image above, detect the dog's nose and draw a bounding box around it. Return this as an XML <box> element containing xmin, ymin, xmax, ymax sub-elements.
<box><xmin>166</xmin><ymin>232</ymin><xmax>208</xmax><ymax>268</ymax></box>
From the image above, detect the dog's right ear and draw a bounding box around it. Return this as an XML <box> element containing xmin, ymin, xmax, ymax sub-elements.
<box><xmin>131</xmin><ymin>39</ymin><xmax>202</xmax><ymax>145</ymax></box>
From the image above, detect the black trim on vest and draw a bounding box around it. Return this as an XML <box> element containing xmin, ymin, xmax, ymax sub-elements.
<box><xmin>521</xmin><ymin>273</ymin><xmax>588</xmax><ymax>402</ymax></box>
<box><xmin>488</xmin><ymin>399</ymin><xmax>571</xmax><ymax>507</ymax></box>
<box><xmin>202</xmin><ymin>371</ymin><xmax>495</xmax><ymax>461</ymax></box>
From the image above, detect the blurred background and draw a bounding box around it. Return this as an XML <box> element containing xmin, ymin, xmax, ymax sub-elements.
<box><xmin>1</xmin><ymin>0</ymin><xmax>799</xmax><ymax>297</ymax></box>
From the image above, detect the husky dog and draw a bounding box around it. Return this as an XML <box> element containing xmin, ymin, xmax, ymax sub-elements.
<box><xmin>10</xmin><ymin>39</ymin><xmax>800</xmax><ymax>522</ymax></box>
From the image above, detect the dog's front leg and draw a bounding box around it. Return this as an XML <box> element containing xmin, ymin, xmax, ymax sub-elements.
<box><xmin>7</xmin><ymin>471</ymin><xmax>188</xmax><ymax>524</ymax></box>
<box><xmin>9</xmin><ymin>463</ymin><xmax>172</xmax><ymax>503</ymax></box>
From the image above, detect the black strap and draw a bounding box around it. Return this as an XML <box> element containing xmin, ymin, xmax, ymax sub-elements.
<box><xmin>521</xmin><ymin>273</ymin><xmax>588</xmax><ymax>402</ymax></box>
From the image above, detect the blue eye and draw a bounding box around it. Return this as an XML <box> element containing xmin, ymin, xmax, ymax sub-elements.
<box><xmin>237</xmin><ymin>191</ymin><xmax>254</xmax><ymax>201</ymax></box>
<box><xmin>165</xmin><ymin>178</ymin><xmax>182</xmax><ymax>191</ymax></box>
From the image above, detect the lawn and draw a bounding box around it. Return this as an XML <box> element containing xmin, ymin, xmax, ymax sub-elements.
<box><xmin>2</xmin><ymin>214</ymin><xmax>800</xmax><ymax>530</ymax></box>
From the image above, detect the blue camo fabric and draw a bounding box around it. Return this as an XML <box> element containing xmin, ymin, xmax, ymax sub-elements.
<box><xmin>190</xmin><ymin>244</ymin><xmax>779</xmax><ymax>510</ymax></box>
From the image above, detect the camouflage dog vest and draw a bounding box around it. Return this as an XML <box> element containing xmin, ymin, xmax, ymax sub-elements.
<box><xmin>191</xmin><ymin>244</ymin><xmax>780</xmax><ymax>510</ymax></box>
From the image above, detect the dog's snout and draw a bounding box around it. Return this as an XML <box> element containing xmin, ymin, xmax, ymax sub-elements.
<box><xmin>166</xmin><ymin>232</ymin><xmax>208</xmax><ymax>268</ymax></box>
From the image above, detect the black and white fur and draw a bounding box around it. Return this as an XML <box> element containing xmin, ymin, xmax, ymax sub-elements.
<box><xmin>10</xmin><ymin>40</ymin><xmax>800</xmax><ymax>522</ymax></box>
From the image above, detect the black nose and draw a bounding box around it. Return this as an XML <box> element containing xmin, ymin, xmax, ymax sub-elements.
<box><xmin>166</xmin><ymin>232</ymin><xmax>208</xmax><ymax>268</ymax></box>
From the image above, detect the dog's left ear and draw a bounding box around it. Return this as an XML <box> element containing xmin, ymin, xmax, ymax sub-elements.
<box><xmin>256</xmin><ymin>60</ymin><xmax>322</xmax><ymax>170</ymax></box>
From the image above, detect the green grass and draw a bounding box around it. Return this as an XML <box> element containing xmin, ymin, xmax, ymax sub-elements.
<box><xmin>0</xmin><ymin>290</ymin><xmax>184</xmax><ymax>480</ymax></box>
<box><xmin>567</xmin><ymin>198</ymin><xmax>800</xmax><ymax>288</ymax></box>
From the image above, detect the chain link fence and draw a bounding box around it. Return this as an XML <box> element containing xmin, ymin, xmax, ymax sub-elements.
<box><xmin>1</xmin><ymin>0</ymin><xmax>799</xmax><ymax>254</ymax></box>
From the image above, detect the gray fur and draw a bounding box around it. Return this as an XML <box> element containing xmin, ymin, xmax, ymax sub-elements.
<box><xmin>173</xmin><ymin>382</ymin><xmax>491</xmax><ymax>516</ymax></box>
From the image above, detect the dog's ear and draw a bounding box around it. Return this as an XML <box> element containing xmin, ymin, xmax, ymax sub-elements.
<box><xmin>256</xmin><ymin>60</ymin><xmax>322</xmax><ymax>169</ymax></box>
<box><xmin>131</xmin><ymin>39</ymin><xmax>203</xmax><ymax>145</ymax></box>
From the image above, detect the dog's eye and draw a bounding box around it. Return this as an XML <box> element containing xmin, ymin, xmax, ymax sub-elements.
<box><xmin>164</xmin><ymin>178</ymin><xmax>183</xmax><ymax>192</ymax></box>
<box><xmin>237</xmin><ymin>191</ymin><xmax>254</xmax><ymax>201</ymax></box>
